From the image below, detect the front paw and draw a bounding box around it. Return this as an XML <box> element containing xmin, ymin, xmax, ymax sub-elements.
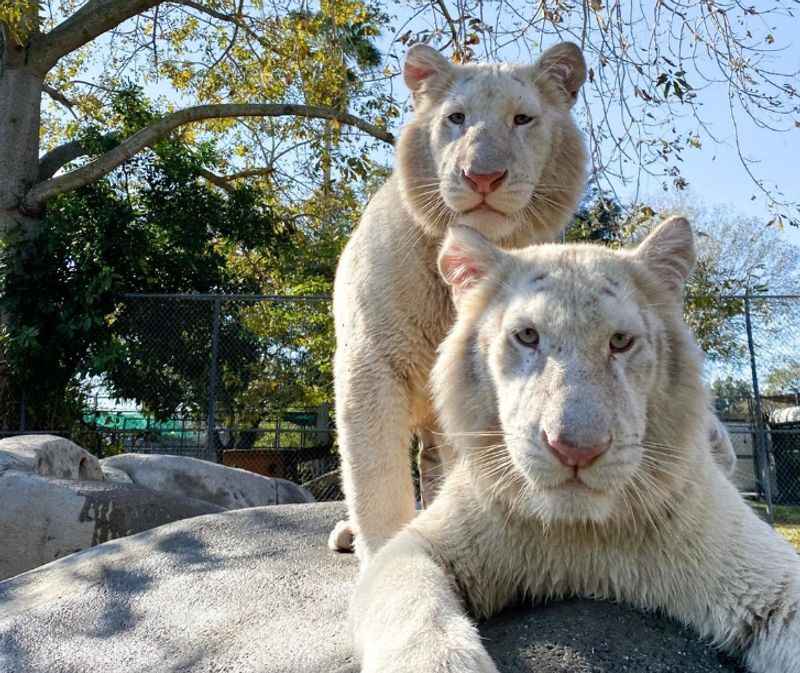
<box><xmin>328</xmin><ymin>520</ymin><xmax>389</xmax><ymax>565</ymax></box>
<box><xmin>328</xmin><ymin>519</ymin><xmax>355</xmax><ymax>553</ymax></box>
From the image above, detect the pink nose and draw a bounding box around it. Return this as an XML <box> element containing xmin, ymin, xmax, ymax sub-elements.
<box><xmin>462</xmin><ymin>169</ymin><xmax>507</xmax><ymax>194</ymax></box>
<box><xmin>543</xmin><ymin>431</ymin><xmax>611</xmax><ymax>468</ymax></box>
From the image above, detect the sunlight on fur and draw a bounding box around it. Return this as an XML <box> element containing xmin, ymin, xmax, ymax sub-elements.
<box><xmin>351</xmin><ymin>217</ymin><xmax>800</xmax><ymax>673</ymax></box>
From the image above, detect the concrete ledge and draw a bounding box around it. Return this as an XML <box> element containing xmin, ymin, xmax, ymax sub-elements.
<box><xmin>0</xmin><ymin>503</ymin><xmax>742</xmax><ymax>673</ymax></box>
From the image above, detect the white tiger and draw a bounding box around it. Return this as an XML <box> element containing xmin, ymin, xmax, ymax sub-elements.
<box><xmin>351</xmin><ymin>217</ymin><xmax>800</xmax><ymax>673</ymax></box>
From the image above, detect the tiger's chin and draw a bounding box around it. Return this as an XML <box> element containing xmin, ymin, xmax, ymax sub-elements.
<box><xmin>514</xmin><ymin>477</ymin><xmax>621</xmax><ymax>525</ymax></box>
<box><xmin>455</xmin><ymin>209</ymin><xmax>520</xmax><ymax>243</ymax></box>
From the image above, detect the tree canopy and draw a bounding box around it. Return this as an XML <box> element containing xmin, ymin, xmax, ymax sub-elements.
<box><xmin>0</xmin><ymin>89</ymin><xmax>291</xmax><ymax>429</ymax></box>
<box><xmin>1</xmin><ymin>1</ymin><xmax>799</xmax><ymax>434</ymax></box>
<box><xmin>766</xmin><ymin>361</ymin><xmax>800</xmax><ymax>396</ymax></box>
<box><xmin>566</xmin><ymin>192</ymin><xmax>800</xmax><ymax>364</ymax></box>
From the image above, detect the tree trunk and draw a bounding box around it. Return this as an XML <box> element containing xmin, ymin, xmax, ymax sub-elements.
<box><xmin>0</xmin><ymin>37</ymin><xmax>44</xmax><ymax>241</ymax></box>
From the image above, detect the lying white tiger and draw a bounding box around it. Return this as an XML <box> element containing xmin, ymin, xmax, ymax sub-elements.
<box><xmin>351</xmin><ymin>217</ymin><xmax>800</xmax><ymax>673</ymax></box>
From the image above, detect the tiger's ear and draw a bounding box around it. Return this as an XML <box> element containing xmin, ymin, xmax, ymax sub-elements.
<box><xmin>528</xmin><ymin>42</ymin><xmax>586</xmax><ymax>108</ymax></box>
<box><xmin>404</xmin><ymin>44</ymin><xmax>454</xmax><ymax>101</ymax></box>
<box><xmin>633</xmin><ymin>216</ymin><xmax>696</xmax><ymax>292</ymax></box>
<box><xmin>438</xmin><ymin>225</ymin><xmax>502</xmax><ymax>301</ymax></box>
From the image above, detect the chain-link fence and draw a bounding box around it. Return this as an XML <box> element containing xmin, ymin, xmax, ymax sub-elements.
<box><xmin>707</xmin><ymin>295</ymin><xmax>800</xmax><ymax>521</ymax></box>
<box><xmin>748</xmin><ymin>296</ymin><xmax>800</xmax><ymax>517</ymax></box>
<box><xmin>5</xmin><ymin>292</ymin><xmax>800</xmax><ymax>512</ymax></box>
<box><xmin>9</xmin><ymin>293</ymin><xmax>342</xmax><ymax>500</ymax></box>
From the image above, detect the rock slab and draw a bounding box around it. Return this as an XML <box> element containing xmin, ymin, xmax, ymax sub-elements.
<box><xmin>0</xmin><ymin>437</ymin><xmax>315</xmax><ymax>579</ymax></box>
<box><xmin>102</xmin><ymin>453</ymin><xmax>315</xmax><ymax>507</ymax></box>
<box><xmin>0</xmin><ymin>472</ymin><xmax>223</xmax><ymax>581</ymax></box>
<box><xmin>0</xmin><ymin>434</ymin><xmax>103</xmax><ymax>480</ymax></box>
<box><xmin>0</xmin><ymin>503</ymin><xmax>743</xmax><ymax>673</ymax></box>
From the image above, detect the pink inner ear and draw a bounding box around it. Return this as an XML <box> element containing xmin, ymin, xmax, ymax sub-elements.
<box><xmin>442</xmin><ymin>249</ymin><xmax>484</xmax><ymax>288</ymax></box>
<box><xmin>405</xmin><ymin>63</ymin><xmax>434</xmax><ymax>85</ymax></box>
<box><xmin>449</xmin><ymin>263</ymin><xmax>482</xmax><ymax>287</ymax></box>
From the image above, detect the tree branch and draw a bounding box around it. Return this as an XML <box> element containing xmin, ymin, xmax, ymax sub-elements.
<box><xmin>37</xmin><ymin>133</ymin><xmax>118</xmax><ymax>181</ymax></box>
<box><xmin>173</xmin><ymin>0</ymin><xmax>239</xmax><ymax>25</ymax></box>
<box><xmin>24</xmin><ymin>103</ymin><xmax>394</xmax><ymax>209</ymax></box>
<box><xmin>173</xmin><ymin>0</ymin><xmax>283</xmax><ymax>58</ymax></box>
<box><xmin>224</xmin><ymin>168</ymin><xmax>274</xmax><ymax>181</ymax></box>
<box><xmin>198</xmin><ymin>166</ymin><xmax>275</xmax><ymax>193</ymax></box>
<box><xmin>42</xmin><ymin>84</ymin><xmax>78</xmax><ymax>116</ymax></box>
<box><xmin>198</xmin><ymin>168</ymin><xmax>236</xmax><ymax>193</ymax></box>
<box><xmin>434</xmin><ymin>0</ymin><xmax>461</xmax><ymax>57</ymax></box>
<box><xmin>31</xmin><ymin>0</ymin><xmax>161</xmax><ymax>74</ymax></box>
<box><xmin>37</xmin><ymin>140</ymin><xmax>85</xmax><ymax>181</ymax></box>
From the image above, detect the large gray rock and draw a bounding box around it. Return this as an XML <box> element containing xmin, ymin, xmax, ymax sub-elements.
<box><xmin>0</xmin><ymin>439</ymin><xmax>315</xmax><ymax>580</ymax></box>
<box><xmin>0</xmin><ymin>470</ymin><xmax>223</xmax><ymax>580</ymax></box>
<box><xmin>0</xmin><ymin>503</ymin><xmax>742</xmax><ymax>673</ymax></box>
<box><xmin>0</xmin><ymin>434</ymin><xmax>104</xmax><ymax>480</ymax></box>
<box><xmin>100</xmin><ymin>464</ymin><xmax>134</xmax><ymax>483</ymax></box>
<box><xmin>102</xmin><ymin>453</ymin><xmax>315</xmax><ymax>508</ymax></box>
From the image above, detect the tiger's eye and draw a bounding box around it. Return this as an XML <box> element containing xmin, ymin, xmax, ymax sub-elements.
<box><xmin>610</xmin><ymin>333</ymin><xmax>634</xmax><ymax>353</ymax></box>
<box><xmin>514</xmin><ymin>114</ymin><xmax>535</xmax><ymax>126</ymax></box>
<box><xmin>448</xmin><ymin>112</ymin><xmax>465</xmax><ymax>125</ymax></box>
<box><xmin>515</xmin><ymin>327</ymin><xmax>540</xmax><ymax>348</ymax></box>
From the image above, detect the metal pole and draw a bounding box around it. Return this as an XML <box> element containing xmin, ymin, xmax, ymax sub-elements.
<box><xmin>207</xmin><ymin>298</ymin><xmax>221</xmax><ymax>463</ymax></box>
<box><xmin>744</xmin><ymin>292</ymin><xmax>773</xmax><ymax>523</ymax></box>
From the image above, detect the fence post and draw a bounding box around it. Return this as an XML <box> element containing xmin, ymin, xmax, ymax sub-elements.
<box><xmin>206</xmin><ymin>298</ymin><xmax>221</xmax><ymax>463</ymax></box>
<box><xmin>744</xmin><ymin>292</ymin><xmax>774</xmax><ymax>522</ymax></box>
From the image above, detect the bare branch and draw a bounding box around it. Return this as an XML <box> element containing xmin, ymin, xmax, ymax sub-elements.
<box><xmin>198</xmin><ymin>165</ymin><xmax>275</xmax><ymax>193</ymax></box>
<box><xmin>207</xmin><ymin>0</ymin><xmax>244</xmax><ymax>71</ymax></box>
<box><xmin>172</xmin><ymin>0</ymin><xmax>283</xmax><ymax>58</ymax></box>
<box><xmin>198</xmin><ymin>168</ymin><xmax>236</xmax><ymax>193</ymax></box>
<box><xmin>32</xmin><ymin>0</ymin><xmax>161</xmax><ymax>74</ymax></box>
<box><xmin>42</xmin><ymin>84</ymin><xmax>78</xmax><ymax>117</ymax></box>
<box><xmin>24</xmin><ymin>103</ymin><xmax>394</xmax><ymax>209</ymax></box>
<box><xmin>224</xmin><ymin>168</ymin><xmax>274</xmax><ymax>181</ymax></box>
<box><xmin>434</xmin><ymin>0</ymin><xmax>461</xmax><ymax>57</ymax></box>
<box><xmin>172</xmin><ymin>0</ymin><xmax>237</xmax><ymax>25</ymax></box>
<box><xmin>150</xmin><ymin>4</ymin><xmax>160</xmax><ymax>69</ymax></box>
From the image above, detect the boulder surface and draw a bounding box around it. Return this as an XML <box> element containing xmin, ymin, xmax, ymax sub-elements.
<box><xmin>102</xmin><ymin>453</ymin><xmax>315</xmax><ymax>508</ymax></box>
<box><xmin>0</xmin><ymin>438</ymin><xmax>315</xmax><ymax>580</ymax></box>
<box><xmin>0</xmin><ymin>503</ymin><xmax>743</xmax><ymax>673</ymax></box>
<box><xmin>0</xmin><ymin>434</ymin><xmax>104</xmax><ymax>480</ymax></box>
<box><xmin>0</xmin><ymin>471</ymin><xmax>223</xmax><ymax>580</ymax></box>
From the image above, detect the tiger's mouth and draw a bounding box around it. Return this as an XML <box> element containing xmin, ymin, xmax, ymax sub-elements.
<box><xmin>543</xmin><ymin>475</ymin><xmax>604</xmax><ymax>495</ymax></box>
<box><xmin>462</xmin><ymin>202</ymin><xmax>507</xmax><ymax>216</ymax></box>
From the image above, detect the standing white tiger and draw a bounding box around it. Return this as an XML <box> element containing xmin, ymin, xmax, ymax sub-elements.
<box><xmin>351</xmin><ymin>217</ymin><xmax>800</xmax><ymax>673</ymax></box>
<box><xmin>330</xmin><ymin>42</ymin><xmax>588</xmax><ymax>559</ymax></box>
